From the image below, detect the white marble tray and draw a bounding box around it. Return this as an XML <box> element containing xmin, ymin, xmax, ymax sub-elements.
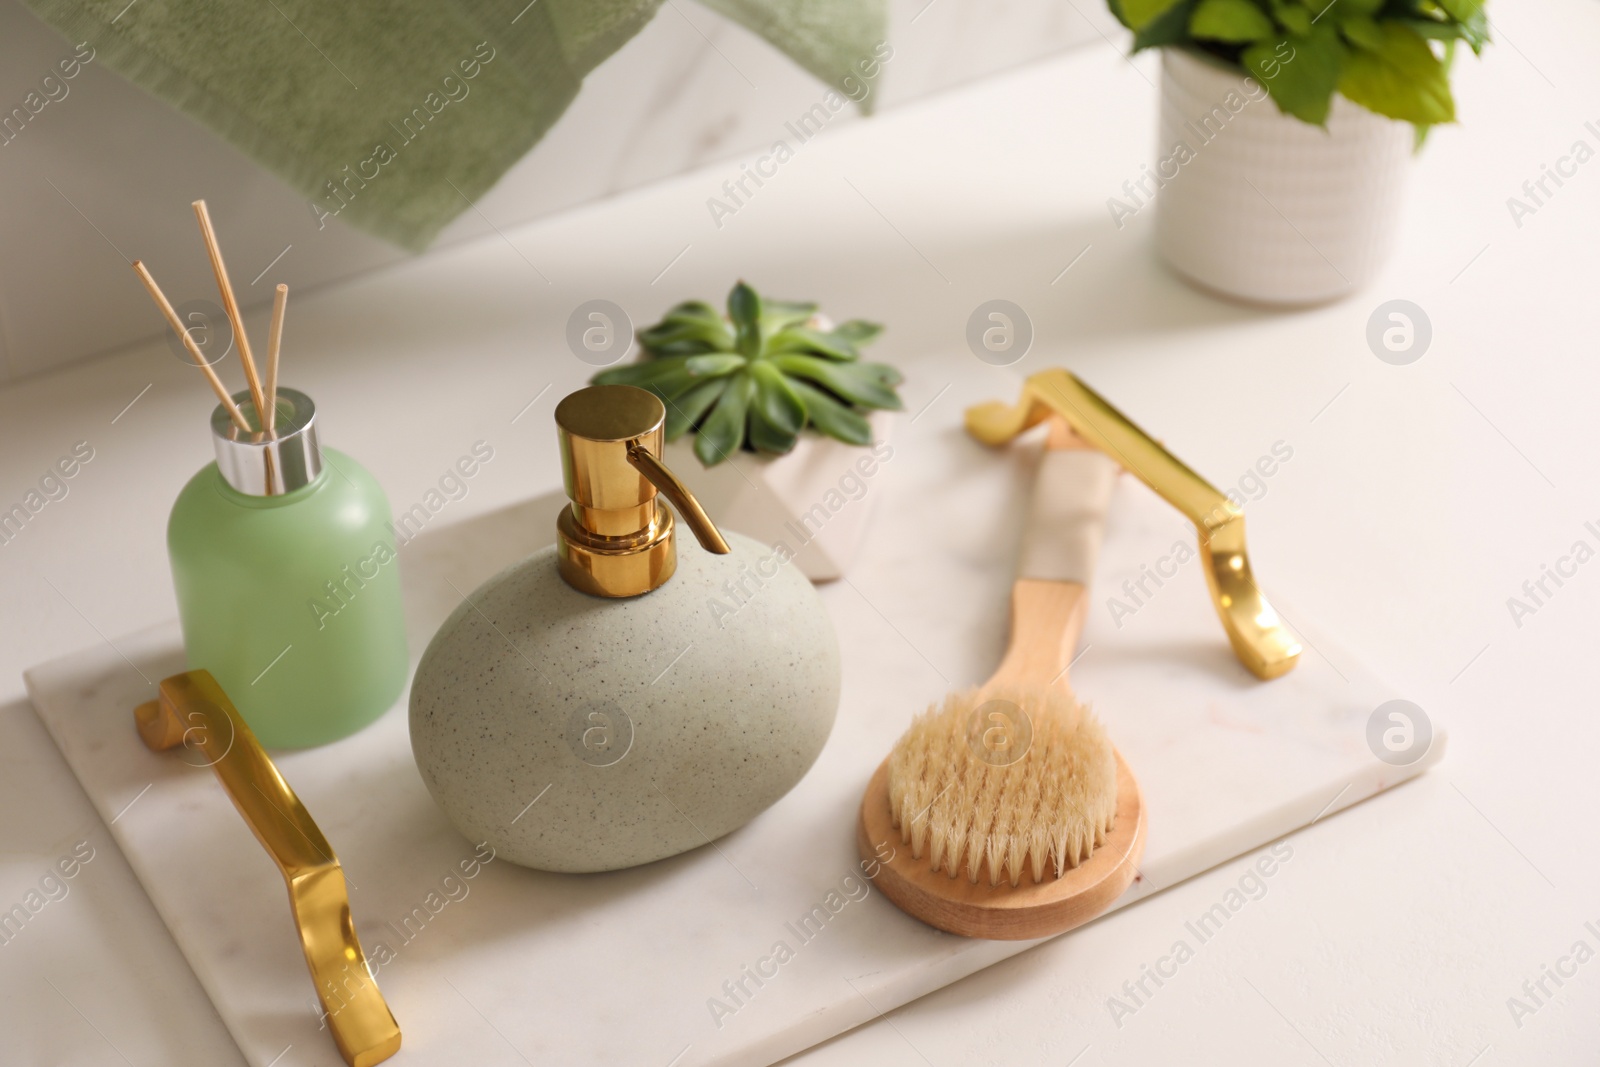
<box><xmin>25</xmin><ymin>446</ymin><xmax>1443</xmax><ymax>1067</ymax></box>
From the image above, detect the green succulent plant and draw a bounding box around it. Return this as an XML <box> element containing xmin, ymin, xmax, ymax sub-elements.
<box><xmin>592</xmin><ymin>281</ymin><xmax>904</xmax><ymax>467</ymax></box>
<box><xmin>1111</xmin><ymin>0</ymin><xmax>1488</xmax><ymax>135</ymax></box>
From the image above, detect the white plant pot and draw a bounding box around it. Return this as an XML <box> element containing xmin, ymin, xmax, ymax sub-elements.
<box><xmin>1154</xmin><ymin>47</ymin><xmax>1413</xmax><ymax>305</ymax></box>
<box><xmin>663</xmin><ymin>410</ymin><xmax>895</xmax><ymax>582</ymax></box>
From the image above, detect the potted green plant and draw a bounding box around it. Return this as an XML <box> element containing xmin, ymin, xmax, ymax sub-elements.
<box><xmin>592</xmin><ymin>281</ymin><xmax>902</xmax><ymax>580</ymax></box>
<box><xmin>1109</xmin><ymin>0</ymin><xmax>1488</xmax><ymax>303</ymax></box>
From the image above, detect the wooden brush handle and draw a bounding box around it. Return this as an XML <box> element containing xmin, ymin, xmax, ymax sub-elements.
<box><xmin>988</xmin><ymin>422</ymin><xmax>1118</xmax><ymax>693</ymax></box>
<box><xmin>1017</xmin><ymin>426</ymin><xmax>1118</xmax><ymax>585</ymax></box>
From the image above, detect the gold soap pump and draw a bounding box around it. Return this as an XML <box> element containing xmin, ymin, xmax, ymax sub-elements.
<box><xmin>411</xmin><ymin>382</ymin><xmax>843</xmax><ymax>874</ymax></box>
<box><xmin>554</xmin><ymin>384</ymin><xmax>730</xmax><ymax>597</ymax></box>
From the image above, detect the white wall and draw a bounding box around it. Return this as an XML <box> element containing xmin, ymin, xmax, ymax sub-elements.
<box><xmin>0</xmin><ymin>0</ymin><xmax>1117</xmax><ymax>382</ymax></box>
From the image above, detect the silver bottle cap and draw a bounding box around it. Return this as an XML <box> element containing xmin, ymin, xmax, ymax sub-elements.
<box><xmin>210</xmin><ymin>387</ymin><xmax>322</xmax><ymax>496</ymax></box>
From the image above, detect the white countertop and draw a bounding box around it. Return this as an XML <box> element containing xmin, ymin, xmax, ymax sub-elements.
<box><xmin>3</xmin><ymin>0</ymin><xmax>1598</xmax><ymax>1061</ymax></box>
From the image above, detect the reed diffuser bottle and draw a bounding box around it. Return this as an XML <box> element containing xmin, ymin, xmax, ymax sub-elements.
<box><xmin>167</xmin><ymin>389</ymin><xmax>408</xmax><ymax>748</ymax></box>
<box><xmin>133</xmin><ymin>200</ymin><xmax>407</xmax><ymax>748</ymax></box>
<box><xmin>410</xmin><ymin>384</ymin><xmax>841</xmax><ymax>873</ymax></box>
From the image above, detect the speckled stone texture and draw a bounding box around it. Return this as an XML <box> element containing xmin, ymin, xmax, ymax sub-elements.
<box><xmin>409</xmin><ymin>532</ymin><xmax>840</xmax><ymax>872</ymax></box>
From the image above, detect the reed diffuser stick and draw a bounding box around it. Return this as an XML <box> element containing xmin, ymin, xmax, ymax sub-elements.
<box><xmin>264</xmin><ymin>283</ymin><xmax>287</xmax><ymax>434</ymax></box>
<box><xmin>131</xmin><ymin>260</ymin><xmax>252</xmax><ymax>432</ymax></box>
<box><xmin>191</xmin><ymin>200</ymin><xmax>266</xmax><ymax>426</ymax></box>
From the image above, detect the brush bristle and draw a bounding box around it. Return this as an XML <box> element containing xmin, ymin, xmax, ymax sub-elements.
<box><xmin>886</xmin><ymin>687</ymin><xmax>1117</xmax><ymax>886</ymax></box>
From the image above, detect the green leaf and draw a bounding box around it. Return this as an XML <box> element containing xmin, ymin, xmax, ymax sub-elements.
<box><xmin>858</xmin><ymin>361</ymin><xmax>904</xmax><ymax>387</ymax></box>
<box><xmin>1339</xmin><ymin>14</ymin><xmax>1384</xmax><ymax>50</ymax></box>
<box><xmin>767</xmin><ymin>326</ymin><xmax>860</xmax><ymax>361</ymax></box>
<box><xmin>1132</xmin><ymin>0</ymin><xmax>1199</xmax><ymax>49</ymax></box>
<box><xmin>1190</xmin><ymin>0</ymin><xmax>1275</xmax><ymax>42</ymax></box>
<box><xmin>639</xmin><ymin>301</ymin><xmax>734</xmax><ymax>354</ymax></box>
<box><xmin>694</xmin><ymin>370</ymin><xmax>755</xmax><ymax>466</ymax></box>
<box><xmin>1458</xmin><ymin>9</ymin><xmax>1489</xmax><ymax>54</ymax></box>
<box><xmin>832</xmin><ymin>320</ymin><xmax>884</xmax><ymax>346</ymax></box>
<box><xmin>727</xmin><ymin>282</ymin><xmax>762</xmax><ymax>359</ymax></box>
<box><xmin>660</xmin><ymin>299</ymin><xmax>720</xmax><ymax>321</ymax></box>
<box><xmin>659</xmin><ymin>300</ymin><xmax>716</xmax><ymax>316</ymax></box>
<box><xmin>770</xmin><ymin>354</ymin><xmax>905</xmax><ymax>411</ymax></box>
<box><xmin>758</xmin><ymin>299</ymin><xmax>817</xmax><ymax>335</ymax></box>
<box><xmin>663</xmin><ymin>379</ymin><xmax>727</xmax><ymax>440</ymax></box>
<box><xmin>1319</xmin><ymin>0</ymin><xmax>1383</xmax><ymax>14</ymax></box>
<box><xmin>1270</xmin><ymin>0</ymin><xmax>1311</xmax><ymax>36</ymax></box>
<box><xmin>1338</xmin><ymin>21</ymin><xmax>1455</xmax><ymax>125</ymax></box>
<box><xmin>747</xmin><ymin>363</ymin><xmax>808</xmax><ymax>455</ymax></box>
<box><xmin>1121</xmin><ymin>0</ymin><xmax>1187</xmax><ymax>31</ymax></box>
<box><xmin>604</xmin><ymin>364</ymin><xmax>708</xmax><ymax>405</ymax></box>
<box><xmin>641</xmin><ymin>339</ymin><xmax>719</xmax><ymax>357</ymax></box>
<box><xmin>1244</xmin><ymin>28</ymin><xmax>1345</xmax><ymax>125</ymax></box>
<box><xmin>684</xmin><ymin>353</ymin><xmax>747</xmax><ymax>377</ymax></box>
<box><xmin>591</xmin><ymin>354</ymin><xmax>694</xmax><ymax>387</ymax></box>
<box><xmin>1436</xmin><ymin>0</ymin><xmax>1482</xmax><ymax>20</ymax></box>
<box><xmin>1399</xmin><ymin>13</ymin><xmax>1487</xmax><ymax>54</ymax></box>
<box><xmin>590</xmin><ymin>363</ymin><xmax>652</xmax><ymax>387</ymax></box>
<box><xmin>790</xmin><ymin>380</ymin><xmax>872</xmax><ymax>446</ymax></box>
<box><xmin>633</xmin><ymin>282</ymin><xmax>903</xmax><ymax>450</ymax></box>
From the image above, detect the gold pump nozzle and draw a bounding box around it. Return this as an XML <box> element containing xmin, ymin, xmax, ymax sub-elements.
<box><xmin>554</xmin><ymin>384</ymin><xmax>730</xmax><ymax>597</ymax></box>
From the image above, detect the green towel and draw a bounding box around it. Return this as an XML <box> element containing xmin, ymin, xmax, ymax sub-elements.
<box><xmin>19</xmin><ymin>0</ymin><xmax>885</xmax><ymax>249</ymax></box>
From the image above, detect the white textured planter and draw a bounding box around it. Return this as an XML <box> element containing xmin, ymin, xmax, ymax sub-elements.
<box><xmin>664</xmin><ymin>410</ymin><xmax>894</xmax><ymax>582</ymax></box>
<box><xmin>1154</xmin><ymin>48</ymin><xmax>1413</xmax><ymax>305</ymax></box>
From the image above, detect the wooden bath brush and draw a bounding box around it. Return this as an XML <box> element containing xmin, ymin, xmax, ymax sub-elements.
<box><xmin>857</xmin><ymin>417</ymin><xmax>1146</xmax><ymax>939</ymax></box>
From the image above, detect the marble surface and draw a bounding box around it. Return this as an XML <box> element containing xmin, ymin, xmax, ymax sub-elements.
<box><xmin>27</xmin><ymin>423</ymin><xmax>1440</xmax><ymax>1066</ymax></box>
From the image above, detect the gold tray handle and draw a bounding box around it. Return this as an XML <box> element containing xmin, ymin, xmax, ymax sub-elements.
<box><xmin>966</xmin><ymin>369</ymin><xmax>1301</xmax><ymax>681</ymax></box>
<box><xmin>135</xmin><ymin>670</ymin><xmax>401</xmax><ymax>1067</ymax></box>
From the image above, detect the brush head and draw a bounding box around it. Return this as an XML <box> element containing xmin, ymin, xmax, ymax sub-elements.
<box><xmin>886</xmin><ymin>686</ymin><xmax>1118</xmax><ymax>887</ymax></box>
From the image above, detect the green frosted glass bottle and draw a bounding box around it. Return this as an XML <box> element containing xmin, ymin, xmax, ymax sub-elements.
<box><xmin>167</xmin><ymin>388</ymin><xmax>408</xmax><ymax>748</ymax></box>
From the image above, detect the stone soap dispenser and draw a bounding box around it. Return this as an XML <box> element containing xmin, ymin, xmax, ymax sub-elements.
<box><xmin>409</xmin><ymin>384</ymin><xmax>841</xmax><ymax>873</ymax></box>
